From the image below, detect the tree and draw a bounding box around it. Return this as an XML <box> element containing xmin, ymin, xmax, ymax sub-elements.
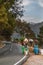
<box><xmin>38</xmin><ymin>26</ymin><xmax>43</xmax><ymax>46</ymax></box>
<box><xmin>0</xmin><ymin>5</ymin><xmax>14</xmax><ymax>40</ymax></box>
<box><xmin>0</xmin><ymin>5</ymin><xmax>8</xmax><ymax>34</ymax></box>
<box><xmin>40</xmin><ymin>26</ymin><xmax>43</xmax><ymax>35</ymax></box>
<box><xmin>8</xmin><ymin>0</ymin><xmax>24</xmax><ymax>18</ymax></box>
<box><xmin>0</xmin><ymin>0</ymin><xmax>23</xmax><ymax>40</ymax></box>
<box><xmin>14</xmin><ymin>19</ymin><xmax>35</xmax><ymax>39</ymax></box>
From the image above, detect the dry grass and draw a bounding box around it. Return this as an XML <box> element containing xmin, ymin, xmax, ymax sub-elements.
<box><xmin>0</xmin><ymin>42</ymin><xmax>5</xmax><ymax>48</ymax></box>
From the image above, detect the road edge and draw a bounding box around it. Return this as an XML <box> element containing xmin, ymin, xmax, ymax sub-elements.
<box><xmin>14</xmin><ymin>55</ymin><xmax>29</xmax><ymax>65</ymax></box>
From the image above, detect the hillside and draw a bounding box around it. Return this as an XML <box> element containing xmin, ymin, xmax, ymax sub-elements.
<box><xmin>29</xmin><ymin>22</ymin><xmax>43</xmax><ymax>37</ymax></box>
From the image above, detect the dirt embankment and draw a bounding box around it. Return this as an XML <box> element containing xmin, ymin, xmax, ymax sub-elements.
<box><xmin>23</xmin><ymin>55</ymin><xmax>43</xmax><ymax>65</ymax></box>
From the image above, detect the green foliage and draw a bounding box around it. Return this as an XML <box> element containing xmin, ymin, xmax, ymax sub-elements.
<box><xmin>19</xmin><ymin>36</ymin><xmax>25</xmax><ymax>42</ymax></box>
<box><xmin>0</xmin><ymin>5</ymin><xmax>8</xmax><ymax>34</ymax></box>
<box><xmin>0</xmin><ymin>5</ymin><xmax>8</xmax><ymax>22</ymax></box>
<box><xmin>15</xmin><ymin>19</ymin><xmax>35</xmax><ymax>39</ymax></box>
<box><xmin>38</xmin><ymin>26</ymin><xmax>43</xmax><ymax>46</ymax></box>
<box><xmin>0</xmin><ymin>0</ymin><xmax>2</xmax><ymax>4</ymax></box>
<box><xmin>8</xmin><ymin>0</ymin><xmax>24</xmax><ymax>17</ymax></box>
<box><xmin>0</xmin><ymin>0</ymin><xmax>23</xmax><ymax>40</ymax></box>
<box><xmin>4</xmin><ymin>0</ymin><xmax>14</xmax><ymax>10</ymax></box>
<box><xmin>40</xmin><ymin>26</ymin><xmax>43</xmax><ymax>34</ymax></box>
<box><xmin>8</xmin><ymin>12</ymin><xmax>16</xmax><ymax>28</ymax></box>
<box><xmin>0</xmin><ymin>1</ymin><xmax>15</xmax><ymax>40</ymax></box>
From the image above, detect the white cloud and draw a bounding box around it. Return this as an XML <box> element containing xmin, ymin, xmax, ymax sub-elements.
<box><xmin>38</xmin><ymin>0</ymin><xmax>43</xmax><ymax>7</ymax></box>
<box><xmin>22</xmin><ymin>0</ymin><xmax>43</xmax><ymax>7</ymax></box>
<box><xmin>21</xmin><ymin>0</ymin><xmax>43</xmax><ymax>23</ymax></box>
<box><xmin>21</xmin><ymin>16</ymin><xmax>43</xmax><ymax>23</ymax></box>
<box><xmin>23</xmin><ymin>0</ymin><xmax>31</xmax><ymax>6</ymax></box>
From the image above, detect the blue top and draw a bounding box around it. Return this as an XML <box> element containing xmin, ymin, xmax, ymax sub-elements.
<box><xmin>34</xmin><ymin>45</ymin><xmax>38</xmax><ymax>48</ymax></box>
<box><xmin>34</xmin><ymin>44</ymin><xmax>39</xmax><ymax>54</ymax></box>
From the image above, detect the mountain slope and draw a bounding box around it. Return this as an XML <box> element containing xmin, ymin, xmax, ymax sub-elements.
<box><xmin>29</xmin><ymin>22</ymin><xmax>43</xmax><ymax>37</ymax></box>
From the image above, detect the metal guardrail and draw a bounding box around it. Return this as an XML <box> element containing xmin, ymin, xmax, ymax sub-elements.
<box><xmin>1</xmin><ymin>41</ymin><xmax>12</xmax><ymax>44</ymax></box>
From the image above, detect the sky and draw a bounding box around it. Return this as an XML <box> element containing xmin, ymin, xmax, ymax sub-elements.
<box><xmin>21</xmin><ymin>0</ymin><xmax>43</xmax><ymax>23</ymax></box>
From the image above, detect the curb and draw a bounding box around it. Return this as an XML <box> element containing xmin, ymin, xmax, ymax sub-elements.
<box><xmin>14</xmin><ymin>55</ymin><xmax>29</xmax><ymax>65</ymax></box>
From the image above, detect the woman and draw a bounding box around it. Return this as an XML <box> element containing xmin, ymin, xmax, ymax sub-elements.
<box><xmin>33</xmin><ymin>40</ymin><xmax>39</xmax><ymax>55</ymax></box>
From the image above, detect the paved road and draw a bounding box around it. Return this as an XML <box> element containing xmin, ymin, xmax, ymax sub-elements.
<box><xmin>0</xmin><ymin>55</ymin><xmax>23</xmax><ymax>65</ymax></box>
<box><xmin>0</xmin><ymin>43</ymin><xmax>24</xmax><ymax>65</ymax></box>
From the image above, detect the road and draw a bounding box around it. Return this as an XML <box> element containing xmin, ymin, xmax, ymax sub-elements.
<box><xmin>0</xmin><ymin>43</ymin><xmax>24</xmax><ymax>65</ymax></box>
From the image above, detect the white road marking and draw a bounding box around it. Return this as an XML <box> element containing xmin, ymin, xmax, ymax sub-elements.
<box><xmin>14</xmin><ymin>55</ymin><xmax>26</xmax><ymax>65</ymax></box>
